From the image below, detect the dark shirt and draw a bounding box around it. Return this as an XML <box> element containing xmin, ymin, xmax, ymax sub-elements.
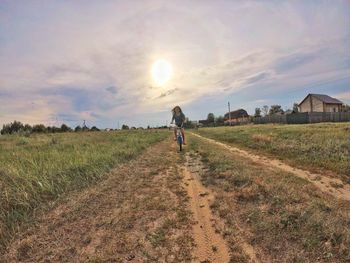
<box><xmin>172</xmin><ymin>112</ymin><xmax>185</xmax><ymax>126</ymax></box>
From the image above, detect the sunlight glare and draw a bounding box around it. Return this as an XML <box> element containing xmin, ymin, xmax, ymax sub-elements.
<box><xmin>151</xmin><ymin>59</ymin><xmax>173</xmax><ymax>86</ymax></box>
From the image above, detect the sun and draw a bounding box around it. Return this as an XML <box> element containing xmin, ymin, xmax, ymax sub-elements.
<box><xmin>151</xmin><ymin>59</ymin><xmax>173</xmax><ymax>86</ymax></box>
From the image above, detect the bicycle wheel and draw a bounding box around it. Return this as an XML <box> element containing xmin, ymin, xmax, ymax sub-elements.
<box><xmin>177</xmin><ymin>135</ymin><xmax>183</xmax><ymax>151</ymax></box>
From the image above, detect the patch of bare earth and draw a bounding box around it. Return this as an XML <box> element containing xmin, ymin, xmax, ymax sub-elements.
<box><xmin>2</xmin><ymin>140</ymin><xmax>194</xmax><ymax>263</ymax></box>
<box><xmin>183</xmin><ymin>155</ymin><xmax>230</xmax><ymax>263</ymax></box>
<box><xmin>191</xmin><ymin>132</ymin><xmax>350</xmax><ymax>201</ymax></box>
<box><xmin>185</xmin><ymin>153</ymin><xmax>260</xmax><ymax>263</ymax></box>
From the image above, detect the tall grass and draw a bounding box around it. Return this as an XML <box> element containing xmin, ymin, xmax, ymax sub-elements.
<box><xmin>0</xmin><ymin>130</ymin><xmax>168</xmax><ymax>252</ymax></box>
<box><xmin>194</xmin><ymin>123</ymin><xmax>350</xmax><ymax>177</ymax></box>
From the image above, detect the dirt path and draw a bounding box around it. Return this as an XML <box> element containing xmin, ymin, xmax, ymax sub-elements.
<box><xmin>2</xmin><ymin>138</ymin><xmax>235</xmax><ymax>263</ymax></box>
<box><xmin>183</xmin><ymin>159</ymin><xmax>230</xmax><ymax>263</ymax></box>
<box><xmin>2</xmin><ymin>140</ymin><xmax>194</xmax><ymax>262</ymax></box>
<box><xmin>191</xmin><ymin>132</ymin><xmax>350</xmax><ymax>201</ymax></box>
<box><xmin>185</xmin><ymin>153</ymin><xmax>261</xmax><ymax>263</ymax></box>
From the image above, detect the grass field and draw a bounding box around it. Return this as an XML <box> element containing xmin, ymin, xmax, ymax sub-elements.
<box><xmin>3</xmin><ymin>139</ymin><xmax>194</xmax><ymax>262</ymax></box>
<box><xmin>2</xmin><ymin>123</ymin><xmax>350</xmax><ymax>262</ymax></box>
<box><xmin>187</xmin><ymin>133</ymin><xmax>350</xmax><ymax>262</ymax></box>
<box><xmin>0</xmin><ymin>130</ymin><xmax>168</xmax><ymax>252</ymax></box>
<box><xmin>193</xmin><ymin>123</ymin><xmax>350</xmax><ymax>179</ymax></box>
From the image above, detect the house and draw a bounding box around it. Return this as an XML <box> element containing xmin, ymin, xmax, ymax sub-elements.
<box><xmin>298</xmin><ymin>94</ymin><xmax>343</xmax><ymax>113</ymax></box>
<box><xmin>224</xmin><ymin>109</ymin><xmax>250</xmax><ymax>124</ymax></box>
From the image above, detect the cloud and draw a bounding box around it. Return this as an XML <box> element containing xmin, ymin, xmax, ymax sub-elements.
<box><xmin>1</xmin><ymin>0</ymin><xmax>350</xmax><ymax>126</ymax></box>
<box><xmin>157</xmin><ymin>87</ymin><xmax>179</xmax><ymax>98</ymax></box>
<box><xmin>335</xmin><ymin>91</ymin><xmax>350</xmax><ymax>104</ymax></box>
<box><xmin>106</xmin><ymin>86</ymin><xmax>118</xmax><ymax>94</ymax></box>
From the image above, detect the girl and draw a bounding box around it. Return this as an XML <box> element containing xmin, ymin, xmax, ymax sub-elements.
<box><xmin>171</xmin><ymin>106</ymin><xmax>186</xmax><ymax>144</ymax></box>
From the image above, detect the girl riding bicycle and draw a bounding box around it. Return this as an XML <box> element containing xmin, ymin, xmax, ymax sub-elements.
<box><xmin>171</xmin><ymin>106</ymin><xmax>186</xmax><ymax>145</ymax></box>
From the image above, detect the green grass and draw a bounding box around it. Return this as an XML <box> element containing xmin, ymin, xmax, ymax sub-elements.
<box><xmin>187</xmin><ymin>133</ymin><xmax>350</xmax><ymax>262</ymax></box>
<box><xmin>0</xmin><ymin>130</ymin><xmax>168</xmax><ymax>252</ymax></box>
<box><xmin>193</xmin><ymin>123</ymin><xmax>350</xmax><ymax>178</ymax></box>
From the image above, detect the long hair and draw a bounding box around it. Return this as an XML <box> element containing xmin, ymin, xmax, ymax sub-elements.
<box><xmin>172</xmin><ymin>105</ymin><xmax>183</xmax><ymax>114</ymax></box>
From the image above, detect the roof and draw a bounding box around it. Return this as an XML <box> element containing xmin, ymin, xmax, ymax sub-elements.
<box><xmin>224</xmin><ymin>109</ymin><xmax>249</xmax><ymax>119</ymax></box>
<box><xmin>299</xmin><ymin>94</ymin><xmax>343</xmax><ymax>106</ymax></box>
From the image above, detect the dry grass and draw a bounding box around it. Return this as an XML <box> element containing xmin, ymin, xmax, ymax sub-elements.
<box><xmin>0</xmin><ymin>130</ymin><xmax>168</xmax><ymax>254</ymax></box>
<box><xmin>3</xmin><ymin>139</ymin><xmax>194</xmax><ymax>262</ymax></box>
<box><xmin>252</xmin><ymin>134</ymin><xmax>273</xmax><ymax>143</ymax></box>
<box><xmin>194</xmin><ymin>123</ymin><xmax>350</xmax><ymax>179</ymax></box>
<box><xmin>188</xmin><ymin>133</ymin><xmax>350</xmax><ymax>262</ymax></box>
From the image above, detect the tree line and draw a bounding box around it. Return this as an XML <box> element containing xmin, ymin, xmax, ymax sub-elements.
<box><xmin>253</xmin><ymin>104</ymin><xmax>297</xmax><ymax>118</ymax></box>
<box><xmin>0</xmin><ymin>121</ymin><xmax>100</xmax><ymax>135</ymax></box>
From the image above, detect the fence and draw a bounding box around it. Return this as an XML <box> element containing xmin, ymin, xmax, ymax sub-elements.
<box><xmin>254</xmin><ymin>114</ymin><xmax>287</xmax><ymax>124</ymax></box>
<box><xmin>254</xmin><ymin>112</ymin><xmax>350</xmax><ymax>124</ymax></box>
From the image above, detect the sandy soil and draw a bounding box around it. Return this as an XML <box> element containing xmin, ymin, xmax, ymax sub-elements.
<box><xmin>191</xmin><ymin>132</ymin><xmax>350</xmax><ymax>201</ymax></box>
<box><xmin>185</xmin><ymin>152</ymin><xmax>261</xmax><ymax>263</ymax></box>
<box><xmin>183</xmin><ymin>156</ymin><xmax>230</xmax><ymax>263</ymax></box>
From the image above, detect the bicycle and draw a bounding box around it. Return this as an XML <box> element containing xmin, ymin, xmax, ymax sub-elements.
<box><xmin>171</xmin><ymin>123</ymin><xmax>184</xmax><ymax>151</ymax></box>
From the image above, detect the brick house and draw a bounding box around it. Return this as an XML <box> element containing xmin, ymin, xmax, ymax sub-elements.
<box><xmin>224</xmin><ymin>109</ymin><xmax>250</xmax><ymax>124</ymax></box>
<box><xmin>298</xmin><ymin>94</ymin><xmax>343</xmax><ymax>113</ymax></box>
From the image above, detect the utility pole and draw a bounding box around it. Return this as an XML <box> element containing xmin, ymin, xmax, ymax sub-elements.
<box><xmin>228</xmin><ymin>102</ymin><xmax>231</xmax><ymax>126</ymax></box>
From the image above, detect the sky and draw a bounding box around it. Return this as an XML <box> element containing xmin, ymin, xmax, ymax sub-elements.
<box><xmin>1</xmin><ymin>0</ymin><xmax>350</xmax><ymax>128</ymax></box>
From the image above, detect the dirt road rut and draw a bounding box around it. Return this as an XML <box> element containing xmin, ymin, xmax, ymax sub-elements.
<box><xmin>183</xmin><ymin>156</ymin><xmax>230</xmax><ymax>262</ymax></box>
<box><xmin>191</xmin><ymin>132</ymin><xmax>350</xmax><ymax>201</ymax></box>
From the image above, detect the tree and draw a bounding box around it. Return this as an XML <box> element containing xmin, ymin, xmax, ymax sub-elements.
<box><xmin>343</xmin><ymin>104</ymin><xmax>350</xmax><ymax>112</ymax></box>
<box><xmin>51</xmin><ymin>126</ymin><xmax>61</xmax><ymax>133</ymax></box>
<box><xmin>293</xmin><ymin>103</ymin><xmax>299</xmax><ymax>113</ymax></box>
<box><xmin>90</xmin><ymin>126</ymin><xmax>100</xmax><ymax>131</ymax></box>
<box><xmin>23</xmin><ymin>124</ymin><xmax>32</xmax><ymax>133</ymax></box>
<box><xmin>262</xmin><ymin>105</ymin><xmax>269</xmax><ymax>116</ymax></box>
<box><xmin>207</xmin><ymin>113</ymin><xmax>215</xmax><ymax>123</ymax></box>
<box><xmin>60</xmin><ymin>124</ymin><xmax>71</xmax><ymax>132</ymax></box>
<box><xmin>74</xmin><ymin>125</ymin><xmax>82</xmax><ymax>132</ymax></box>
<box><xmin>32</xmin><ymin>124</ymin><xmax>47</xmax><ymax>133</ymax></box>
<box><xmin>215</xmin><ymin>116</ymin><xmax>225</xmax><ymax>126</ymax></box>
<box><xmin>269</xmin><ymin>105</ymin><xmax>284</xmax><ymax>115</ymax></box>
<box><xmin>121</xmin><ymin>124</ymin><xmax>129</xmax><ymax>130</ymax></box>
<box><xmin>1</xmin><ymin>121</ymin><xmax>26</xmax><ymax>134</ymax></box>
<box><xmin>1</xmin><ymin>124</ymin><xmax>10</xmax><ymax>135</ymax></box>
<box><xmin>254</xmin><ymin>108</ymin><xmax>261</xmax><ymax>118</ymax></box>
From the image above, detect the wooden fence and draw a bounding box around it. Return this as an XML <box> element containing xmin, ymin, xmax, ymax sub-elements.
<box><xmin>254</xmin><ymin>112</ymin><xmax>350</xmax><ymax>124</ymax></box>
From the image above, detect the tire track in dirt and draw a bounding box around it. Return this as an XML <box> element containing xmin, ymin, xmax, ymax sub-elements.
<box><xmin>183</xmin><ymin>168</ymin><xmax>230</xmax><ymax>262</ymax></box>
<box><xmin>183</xmin><ymin>155</ymin><xmax>230</xmax><ymax>263</ymax></box>
<box><xmin>191</xmin><ymin>132</ymin><xmax>350</xmax><ymax>201</ymax></box>
<box><xmin>184</xmin><ymin>153</ymin><xmax>262</xmax><ymax>263</ymax></box>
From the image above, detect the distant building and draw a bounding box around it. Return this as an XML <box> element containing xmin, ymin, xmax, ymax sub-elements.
<box><xmin>198</xmin><ymin>119</ymin><xmax>210</xmax><ymax>125</ymax></box>
<box><xmin>224</xmin><ymin>109</ymin><xmax>250</xmax><ymax>125</ymax></box>
<box><xmin>298</xmin><ymin>94</ymin><xmax>343</xmax><ymax>113</ymax></box>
